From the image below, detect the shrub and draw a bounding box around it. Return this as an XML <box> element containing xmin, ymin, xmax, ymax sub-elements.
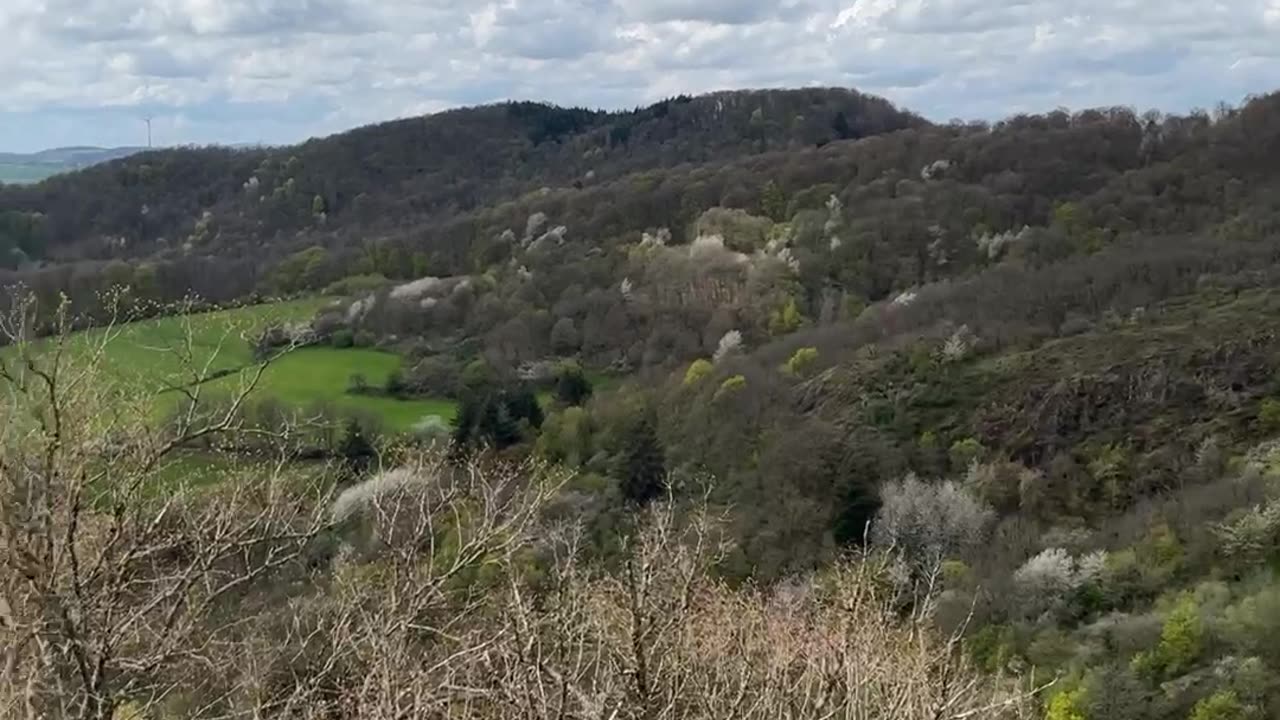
<box><xmin>1189</xmin><ymin>690</ymin><xmax>1250</xmax><ymax>720</ymax></box>
<box><xmin>553</xmin><ymin>362</ymin><xmax>593</xmax><ymax>406</ymax></box>
<box><xmin>1259</xmin><ymin>398</ymin><xmax>1280</xmax><ymax>432</ymax></box>
<box><xmin>1044</xmin><ymin>687</ymin><xmax>1087</xmax><ymax>720</ymax></box>
<box><xmin>330</xmin><ymin>328</ymin><xmax>355</xmax><ymax>348</ymax></box>
<box><xmin>683</xmin><ymin>359</ymin><xmax>714</xmax><ymax>386</ymax></box>
<box><xmin>714</xmin><ymin>375</ymin><xmax>747</xmax><ymax>400</ymax></box>
<box><xmin>768</xmin><ymin>298</ymin><xmax>805</xmax><ymax>336</ymax></box>
<box><xmin>1221</xmin><ymin>585</ymin><xmax>1280</xmax><ymax>665</ymax></box>
<box><xmin>948</xmin><ymin>438</ymin><xmax>985</xmax><ymax>473</ymax></box>
<box><xmin>406</xmin><ymin>355</ymin><xmax>464</xmax><ymax>398</ymax></box>
<box><xmin>385</xmin><ymin>369</ymin><xmax>408</xmax><ymax>397</ymax></box>
<box><xmin>1133</xmin><ymin>593</ymin><xmax>1204</xmax><ymax>680</ymax></box>
<box><xmin>783</xmin><ymin>347</ymin><xmax>819</xmax><ymax>377</ymax></box>
<box><xmin>410</xmin><ymin>415</ymin><xmax>451</xmax><ymax>444</ymax></box>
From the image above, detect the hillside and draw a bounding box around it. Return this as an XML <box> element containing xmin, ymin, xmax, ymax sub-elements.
<box><xmin>5</xmin><ymin>85</ymin><xmax>1280</xmax><ymax>719</ymax></box>
<box><xmin>0</xmin><ymin>88</ymin><xmax>919</xmax><ymax>267</ymax></box>
<box><xmin>0</xmin><ymin>146</ymin><xmax>143</xmax><ymax>184</ymax></box>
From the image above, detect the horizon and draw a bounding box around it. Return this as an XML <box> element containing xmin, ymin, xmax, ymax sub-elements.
<box><xmin>1</xmin><ymin>0</ymin><xmax>1277</xmax><ymax>153</ymax></box>
<box><xmin>0</xmin><ymin>83</ymin><xmax>1272</xmax><ymax>156</ymax></box>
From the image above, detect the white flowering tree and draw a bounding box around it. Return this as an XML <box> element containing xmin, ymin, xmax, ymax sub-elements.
<box><xmin>872</xmin><ymin>475</ymin><xmax>995</xmax><ymax>573</ymax></box>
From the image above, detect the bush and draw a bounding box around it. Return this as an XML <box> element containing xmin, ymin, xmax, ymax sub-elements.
<box><xmin>385</xmin><ymin>370</ymin><xmax>408</xmax><ymax>397</ymax></box>
<box><xmin>1189</xmin><ymin>690</ymin><xmax>1250</xmax><ymax>720</ymax></box>
<box><xmin>553</xmin><ymin>362</ymin><xmax>593</xmax><ymax>406</ymax></box>
<box><xmin>348</xmin><ymin>373</ymin><xmax>370</xmax><ymax>395</ymax></box>
<box><xmin>683</xmin><ymin>359</ymin><xmax>714</xmax><ymax>386</ymax></box>
<box><xmin>948</xmin><ymin>438</ymin><xmax>985</xmax><ymax>473</ymax></box>
<box><xmin>1132</xmin><ymin>593</ymin><xmax>1204</xmax><ymax>680</ymax></box>
<box><xmin>330</xmin><ymin>328</ymin><xmax>355</xmax><ymax>348</ymax></box>
<box><xmin>406</xmin><ymin>355</ymin><xmax>464</xmax><ymax>398</ymax></box>
<box><xmin>1259</xmin><ymin>399</ymin><xmax>1280</xmax><ymax>432</ymax></box>
<box><xmin>714</xmin><ymin>375</ymin><xmax>747</xmax><ymax>400</ymax></box>
<box><xmin>1044</xmin><ymin>687</ymin><xmax>1087</xmax><ymax>720</ymax></box>
<box><xmin>410</xmin><ymin>415</ymin><xmax>451</xmax><ymax>444</ymax></box>
<box><xmin>784</xmin><ymin>346</ymin><xmax>819</xmax><ymax>377</ymax></box>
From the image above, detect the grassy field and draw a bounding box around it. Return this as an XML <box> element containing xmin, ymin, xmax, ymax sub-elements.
<box><xmin>222</xmin><ymin>347</ymin><xmax>457</xmax><ymax>430</ymax></box>
<box><xmin>81</xmin><ymin>299</ymin><xmax>331</xmax><ymax>389</ymax></box>
<box><xmin>12</xmin><ymin>298</ymin><xmax>458</xmax><ymax>433</ymax></box>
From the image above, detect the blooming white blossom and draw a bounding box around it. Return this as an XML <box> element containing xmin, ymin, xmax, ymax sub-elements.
<box><xmin>941</xmin><ymin>324</ymin><xmax>975</xmax><ymax>363</ymax></box>
<box><xmin>1013</xmin><ymin>548</ymin><xmax>1077</xmax><ymax>597</ymax></box>
<box><xmin>620</xmin><ymin>277</ymin><xmax>634</xmax><ymax>299</ymax></box>
<box><xmin>1013</xmin><ymin>548</ymin><xmax>1110</xmax><ymax>614</ymax></box>
<box><xmin>920</xmin><ymin>159</ymin><xmax>952</xmax><ymax>181</ymax></box>
<box><xmin>892</xmin><ymin>289</ymin><xmax>918</xmax><ymax>307</ymax></box>
<box><xmin>332</xmin><ymin>468</ymin><xmax>423</xmax><ymax>524</ymax></box>
<box><xmin>975</xmin><ymin>225</ymin><xmax>1032</xmax><ymax>260</ymax></box>
<box><xmin>691</xmin><ymin>234</ymin><xmax>728</xmax><ymax>255</ymax></box>
<box><xmin>872</xmin><ymin>475</ymin><xmax>994</xmax><ymax>568</ymax></box>
<box><xmin>713</xmin><ymin>330</ymin><xmax>743</xmax><ymax>363</ymax></box>
<box><xmin>346</xmin><ymin>295</ymin><xmax>374</xmax><ymax>323</ymax></box>
<box><xmin>523</xmin><ymin>212</ymin><xmax>548</xmax><ymax>243</ymax></box>
<box><xmin>639</xmin><ymin>229</ymin><xmax>670</xmax><ymax>249</ymax></box>
<box><xmin>528</xmin><ymin>225</ymin><xmax>567</xmax><ymax>250</ymax></box>
<box><xmin>776</xmin><ymin>247</ymin><xmax>800</xmax><ymax>273</ymax></box>
<box><xmin>390</xmin><ymin>276</ymin><xmax>444</xmax><ymax>301</ymax></box>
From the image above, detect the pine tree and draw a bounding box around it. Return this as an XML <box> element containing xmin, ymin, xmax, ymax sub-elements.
<box><xmin>618</xmin><ymin>416</ymin><xmax>666</xmax><ymax>506</ymax></box>
<box><xmin>832</xmin><ymin>111</ymin><xmax>853</xmax><ymax>140</ymax></box>
<box><xmin>555</xmin><ymin>364</ymin><xmax>594</xmax><ymax>406</ymax></box>
<box><xmin>337</xmin><ymin>417</ymin><xmax>375</xmax><ymax>468</ymax></box>
<box><xmin>761</xmin><ymin>180</ymin><xmax>788</xmax><ymax>222</ymax></box>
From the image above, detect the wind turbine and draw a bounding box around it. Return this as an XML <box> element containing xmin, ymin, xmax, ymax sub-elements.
<box><xmin>144</xmin><ymin>115</ymin><xmax>153</xmax><ymax>148</ymax></box>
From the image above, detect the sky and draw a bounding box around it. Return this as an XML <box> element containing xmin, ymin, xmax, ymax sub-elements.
<box><xmin>0</xmin><ymin>0</ymin><xmax>1278</xmax><ymax>152</ymax></box>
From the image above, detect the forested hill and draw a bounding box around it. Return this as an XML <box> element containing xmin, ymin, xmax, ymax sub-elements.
<box><xmin>0</xmin><ymin>88</ymin><xmax>919</xmax><ymax>267</ymax></box>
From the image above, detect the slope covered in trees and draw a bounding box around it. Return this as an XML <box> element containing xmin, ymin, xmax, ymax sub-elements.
<box><xmin>0</xmin><ymin>88</ymin><xmax>918</xmax><ymax>266</ymax></box>
<box><xmin>5</xmin><ymin>85</ymin><xmax>1280</xmax><ymax>719</ymax></box>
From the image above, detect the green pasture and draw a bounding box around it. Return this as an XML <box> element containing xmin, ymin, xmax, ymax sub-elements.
<box><xmin>9</xmin><ymin>298</ymin><xmax>458</xmax><ymax>433</ymax></box>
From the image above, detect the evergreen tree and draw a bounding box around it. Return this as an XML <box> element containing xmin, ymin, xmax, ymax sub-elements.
<box><xmin>618</xmin><ymin>416</ymin><xmax>666</xmax><ymax>506</ymax></box>
<box><xmin>555</xmin><ymin>364</ymin><xmax>594</xmax><ymax>406</ymax></box>
<box><xmin>761</xmin><ymin>180</ymin><xmax>788</xmax><ymax>222</ymax></box>
<box><xmin>832</xmin><ymin>111</ymin><xmax>853</xmax><ymax>139</ymax></box>
<box><xmin>451</xmin><ymin>393</ymin><xmax>481</xmax><ymax>449</ymax></box>
<box><xmin>505</xmin><ymin>385</ymin><xmax>545</xmax><ymax>430</ymax></box>
<box><xmin>479</xmin><ymin>397</ymin><xmax>521</xmax><ymax>449</ymax></box>
<box><xmin>337</xmin><ymin>417</ymin><xmax>375</xmax><ymax>472</ymax></box>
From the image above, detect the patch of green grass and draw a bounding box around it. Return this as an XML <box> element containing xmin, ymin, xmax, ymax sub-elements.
<box><xmin>9</xmin><ymin>298</ymin><xmax>457</xmax><ymax>434</ymax></box>
<box><xmin>236</xmin><ymin>347</ymin><xmax>457</xmax><ymax>431</ymax></box>
<box><xmin>33</xmin><ymin>298</ymin><xmax>333</xmax><ymax>394</ymax></box>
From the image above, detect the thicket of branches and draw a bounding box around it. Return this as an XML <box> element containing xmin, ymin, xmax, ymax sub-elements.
<box><xmin>0</xmin><ymin>296</ymin><xmax>1034</xmax><ymax>719</ymax></box>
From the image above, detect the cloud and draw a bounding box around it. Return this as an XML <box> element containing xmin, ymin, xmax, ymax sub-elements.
<box><xmin>0</xmin><ymin>0</ymin><xmax>1276</xmax><ymax>151</ymax></box>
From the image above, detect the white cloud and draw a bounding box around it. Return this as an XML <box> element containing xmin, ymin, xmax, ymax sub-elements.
<box><xmin>0</xmin><ymin>0</ymin><xmax>1276</xmax><ymax>151</ymax></box>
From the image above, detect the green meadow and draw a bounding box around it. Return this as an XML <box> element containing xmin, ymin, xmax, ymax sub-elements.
<box><xmin>11</xmin><ymin>298</ymin><xmax>457</xmax><ymax>433</ymax></box>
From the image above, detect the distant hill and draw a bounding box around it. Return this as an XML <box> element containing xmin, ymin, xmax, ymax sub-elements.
<box><xmin>0</xmin><ymin>88</ymin><xmax>922</xmax><ymax>263</ymax></box>
<box><xmin>0</xmin><ymin>146</ymin><xmax>145</xmax><ymax>184</ymax></box>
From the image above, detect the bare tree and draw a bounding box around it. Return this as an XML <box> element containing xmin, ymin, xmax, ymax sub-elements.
<box><xmin>473</xmin><ymin>496</ymin><xmax>1039</xmax><ymax>720</ymax></box>
<box><xmin>0</xmin><ymin>292</ymin><xmax>330</xmax><ymax>720</ymax></box>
